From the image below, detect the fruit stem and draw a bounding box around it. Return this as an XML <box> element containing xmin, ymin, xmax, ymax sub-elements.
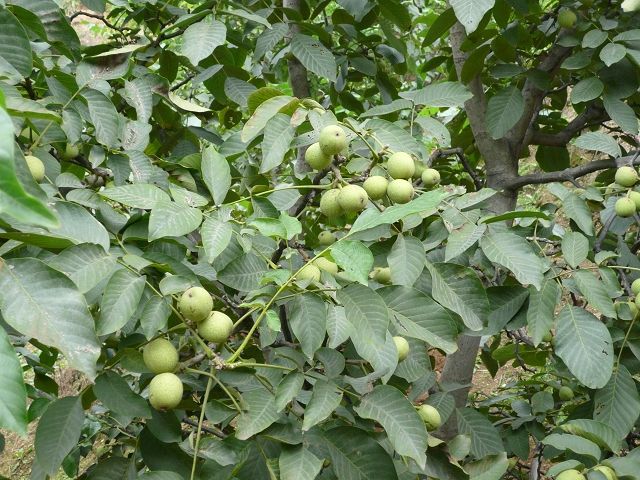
<box><xmin>338</xmin><ymin>121</ymin><xmax>382</xmax><ymax>161</ymax></box>
<box><xmin>227</xmin><ymin>210</ymin><xmax>364</xmax><ymax>363</ymax></box>
<box><xmin>232</xmin><ymin>306</ymin><xmax>260</xmax><ymax>329</ymax></box>
<box><xmin>189</xmin><ymin>363</ymin><xmax>216</xmax><ymax>480</ymax></box>
<box><xmin>32</xmin><ymin>88</ymin><xmax>84</xmax><ymax>151</ymax></box>
<box><xmin>226</xmin><ymin>245</ymin><xmax>337</xmax><ymax>363</ymax></box>
<box><xmin>224</xmin><ymin>362</ymin><xmax>294</xmax><ymax>372</ymax></box>
<box><xmin>186</xmin><ymin>367</ymin><xmax>242</xmax><ymax>413</ymax></box>
<box><xmin>206</xmin><ymin>184</ymin><xmax>332</xmax><ymax>213</ymax></box>
<box><xmin>616</xmin><ymin>307</ymin><xmax>638</xmax><ymax>367</ymax></box>
<box><xmin>114</xmin><ymin>254</ymin><xmax>215</xmax><ymax>358</ymax></box>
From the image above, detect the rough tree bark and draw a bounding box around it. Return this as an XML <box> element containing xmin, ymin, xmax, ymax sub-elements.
<box><xmin>284</xmin><ymin>0</ymin><xmax>310</xmax><ymax>99</ymax></box>
<box><xmin>438</xmin><ymin>21</ymin><xmax>517</xmax><ymax>439</ymax></box>
<box><xmin>283</xmin><ymin>0</ymin><xmax>311</xmax><ymax>174</ymax></box>
<box><xmin>439</xmin><ymin>17</ymin><xmax>584</xmax><ymax>438</ymax></box>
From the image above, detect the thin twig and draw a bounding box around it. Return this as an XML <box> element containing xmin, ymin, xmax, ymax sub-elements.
<box><xmin>595</xmin><ymin>214</ymin><xmax>615</xmax><ymax>252</ymax></box>
<box><xmin>170</xmin><ymin>74</ymin><xmax>195</xmax><ymax>92</ymax></box>
<box><xmin>182</xmin><ymin>417</ymin><xmax>225</xmax><ymax>438</ymax></box>
<box><xmin>430</xmin><ymin>147</ymin><xmax>483</xmax><ymax>189</ymax></box>
<box><xmin>190</xmin><ymin>365</ymin><xmax>215</xmax><ymax>480</ymax></box>
<box><xmin>507</xmin><ymin>331</ymin><xmax>535</xmax><ymax>373</ymax></box>
<box><xmin>271</xmin><ymin>166</ymin><xmax>334</xmax><ymax>264</ymax></box>
<box><xmin>22</xmin><ymin>78</ymin><xmax>36</xmax><ymax>100</ymax></box>
<box><xmin>69</xmin><ymin>11</ymin><xmax>132</xmax><ymax>32</ymax></box>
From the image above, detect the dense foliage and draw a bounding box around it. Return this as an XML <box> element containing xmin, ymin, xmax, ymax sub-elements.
<box><xmin>3</xmin><ymin>0</ymin><xmax>640</xmax><ymax>478</ymax></box>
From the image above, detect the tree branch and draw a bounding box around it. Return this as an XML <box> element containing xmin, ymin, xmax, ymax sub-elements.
<box><xmin>271</xmin><ymin>164</ymin><xmax>335</xmax><ymax>264</ymax></box>
<box><xmin>170</xmin><ymin>74</ymin><xmax>195</xmax><ymax>92</ymax></box>
<box><xmin>508</xmin><ymin>43</ymin><xmax>573</xmax><ymax>151</ymax></box>
<box><xmin>430</xmin><ymin>147</ymin><xmax>483</xmax><ymax>190</ymax></box>
<box><xmin>503</xmin><ymin>152</ymin><xmax>640</xmax><ymax>191</ymax></box>
<box><xmin>69</xmin><ymin>11</ymin><xmax>131</xmax><ymax>32</ymax></box>
<box><xmin>182</xmin><ymin>417</ymin><xmax>225</xmax><ymax>438</ymax></box>
<box><xmin>530</xmin><ymin>104</ymin><xmax>608</xmax><ymax>147</ymax></box>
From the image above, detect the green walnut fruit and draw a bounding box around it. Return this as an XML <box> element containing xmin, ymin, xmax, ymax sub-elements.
<box><xmin>149</xmin><ymin>372</ymin><xmax>183</xmax><ymax>410</ymax></box>
<box><xmin>318</xmin><ymin>231</ymin><xmax>336</xmax><ymax>245</ymax></box>
<box><xmin>422</xmin><ymin>168</ymin><xmax>441</xmax><ymax>187</ymax></box>
<box><xmin>178</xmin><ymin>286</ymin><xmax>213</xmax><ymax>322</ymax></box>
<box><xmin>314</xmin><ymin>257</ymin><xmax>338</xmax><ymax>275</ymax></box>
<box><xmin>559</xmin><ymin>385</ymin><xmax>575</xmax><ymax>401</ymax></box>
<box><xmin>305</xmin><ymin>142</ymin><xmax>333</xmax><ymax>170</ymax></box>
<box><xmin>593</xmin><ymin>465</ymin><xmax>617</xmax><ymax>480</ymax></box>
<box><xmin>372</xmin><ymin>266</ymin><xmax>391</xmax><ymax>284</ymax></box>
<box><xmin>387</xmin><ymin>152</ymin><xmax>415</xmax><ymax>179</ymax></box>
<box><xmin>413</xmin><ymin>160</ymin><xmax>426</xmax><ymax>179</ymax></box>
<box><xmin>363</xmin><ymin>176</ymin><xmax>389</xmax><ymax>200</ymax></box>
<box><xmin>417</xmin><ymin>404</ymin><xmax>441</xmax><ymax>431</ymax></box>
<box><xmin>623</xmin><ymin>0</ymin><xmax>640</xmax><ymax>13</ymax></box>
<box><xmin>319</xmin><ymin>189</ymin><xmax>343</xmax><ymax>218</ymax></box>
<box><xmin>630</xmin><ymin>191</ymin><xmax>640</xmax><ymax>210</ymax></box>
<box><xmin>298</xmin><ymin>263</ymin><xmax>321</xmax><ymax>282</ymax></box>
<box><xmin>632</xmin><ymin>278</ymin><xmax>640</xmax><ymax>295</ymax></box>
<box><xmin>25</xmin><ymin>155</ymin><xmax>45</xmax><ymax>182</ymax></box>
<box><xmin>198</xmin><ymin>311</ymin><xmax>234</xmax><ymax>343</ymax></box>
<box><xmin>338</xmin><ymin>184</ymin><xmax>369</xmax><ymax>213</ymax></box>
<box><xmin>542</xmin><ymin>331</ymin><xmax>553</xmax><ymax>343</ymax></box>
<box><xmin>319</xmin><ymin>125</ymin><xmax>348</xmax><ymax>155</ymax></box>
<box><xmin>64</xmin><ymin>143</ymin><xmax>80</xmax><ymax>159</ymax></box>
<box><xmin>616</xmin><ymin>300</ymin><xmax>639</xmax><ymax>319</ymax></box>
<box><xmin>615</xmin><ymin>197</ymin><xmax>636</xmax><ymax>217</ymax></box>
<box><xmin>387</xmin><ymin>179</ymin><xmax>414</xmax><ymax>204</ymax></box>
<box><xmin>556</xmin><ymin>469</ymin><xmax>586</xmax><ymax>480</ymax></box>
<box><xmin>615</xmin><ymin>166</ymin><xmax>638</xmax><ymax>187</ymax></box>
<box><xmin>393</xmin><ymin>336</ymin><xmax>410</xmax><ymax>362</ymax></box>
<box><xmin>558</xmin><ymin>9</ymin><xmax>577</xmax><ymax>28</ymax></box>
<box><xmin>143</xmin><ymin>339</ymin><xmax>179</xmax><ymax>374</ymax></box>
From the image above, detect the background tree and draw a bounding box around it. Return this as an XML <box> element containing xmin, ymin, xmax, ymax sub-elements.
<box><xmin>1</xmin><ymin>0</ymin><xmax>640</xmax><ymax>479</ymax></box>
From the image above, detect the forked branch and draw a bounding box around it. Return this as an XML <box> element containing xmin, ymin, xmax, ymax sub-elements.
<box><xmin>503</xmin><ymin>152</ymin><xmax>640</xmax><ymax>190</ymax></box>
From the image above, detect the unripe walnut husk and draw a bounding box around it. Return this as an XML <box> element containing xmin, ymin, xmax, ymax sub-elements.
<box><xmin>387</xmin><ymin>152</ymin><xmax>415</xmax><ymax>179</ymax></box>
<box><xmin>615</xmin><ymin>166</ymin><xmax>638</xmax><ymax>187</ymax></box>
<box><xmin>178</xmin><ymin>286</ymin><xmax>213</xmax><ymax>322</ymax></box>
<box><xmin>319</xmin><ymin>189</ymin><xmax>343</xmax><ymax>218</ymax></box>
<box><xmin>143</xmin><ymin>338</ymin><xmax>179</xmax><ymax>374</ymax></box>
<box><xmin>319</xmin><ymin>125</ymin><xmax>348</xmax><ymax>156</ymax></box>
<box><xmin>363</xmin><ymin>176</ymin><xmax>389</xmax><ymax>200</ymax></box>
<box><xmin>387</xmin><ymin>179</ymin><xmax>414</xmax><ymax>204</ymax></box>
<box><xmin>297</xmin><ymin>263</ymin><xmax>321</xmax><ymax>282</ymax></box>
<box><xmin>318</xmin><ymin>230</ymin><xmax>336</xmax><ymax>245</ymax></box>
<box><xmin>421</xmin><ymin>168</ymin><xmax>441</xmax><ymax>187</ymax></box>
<box><xmin>198</xmin><ymin>311</ymin><xmax>234</xmax><ymax>343</ymax></box>
<box><xmin>615</xmin><ymin>197</ymin><xmax>636</xmax><ymax>217</ymax></box>
<box><xmin>305</xmin><ymin>142</ymin><xmax>332</xmax><ymax>170</ymax></box>
<box><xmin>338</xmin><ymin>184</ymin><xmax>368</xmax><ymax>212</ymax></box>
<box><xmin>25</xmin><ymin>155</ymin><xmax>45</xmax><ymax>182</ymax></box>
<box><xmin>556</xmin><ymin>469</ymin><xmax>586</xmax><ymax>480</ymax></box>
<box><xmin>393</xmin><ymin>336</ymin><xmax>410</xmax><ymax>362</ymax></box>
<box><xmin>417</xmin><ymin>404</ymin><xmax>441</xmax><ymax>431</ymax></box>
<box><xmin>149</xmin><ymin>372</ymin><xmax>183</xmax><ymax>410</ymax></box>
